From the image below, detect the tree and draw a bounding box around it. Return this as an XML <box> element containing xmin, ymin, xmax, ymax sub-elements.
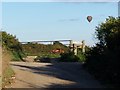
<box><xmin>85</xmin><ymin>16</ymin><xmax>120</xmax><ymax>86</ymax></box>
<box><xmin>2</xmin><ymin>31</ymin><xmax>25</xmax><ymax>61</ymax></box>
<box><xmin>95</xmin><ymin>16</ymin><xmax>120</xmax><ymax>50</ymax></box>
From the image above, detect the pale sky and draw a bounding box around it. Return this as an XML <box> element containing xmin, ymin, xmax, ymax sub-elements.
<box><xmin>1</xmin><ymin>0</ymin><xmax>119</xmax><ymax>2</ymax></box>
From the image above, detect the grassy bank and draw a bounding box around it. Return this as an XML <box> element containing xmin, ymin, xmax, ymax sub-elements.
<box><xmin>2</xmin><ymin>66</ymin><xmax>15</xmax><ymax>87</ymax></box>
<box><xmin>2</xmin><ymin>48</ymin><xmax>15</xmax><ymax>88</ymax></box>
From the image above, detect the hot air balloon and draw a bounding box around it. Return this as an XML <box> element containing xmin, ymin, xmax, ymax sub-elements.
<box><xmin>87</xmin><ymin>16</ymin><xmax>92</xmax><ymax>22</ymax></box>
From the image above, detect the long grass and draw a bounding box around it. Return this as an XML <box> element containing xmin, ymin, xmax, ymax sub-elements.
<box><xmin>2</xmin><ymin>66</ymin><xmax>15</xmax><ymax>87</ymax></box>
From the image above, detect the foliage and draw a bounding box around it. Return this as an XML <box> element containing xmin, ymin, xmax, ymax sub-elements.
<box><xmin>40</xmin><ymin>53</ymin><xmax>60</xmax><ymax>58</ymax></box>
<box><xmin>95</xmin><ymin>16</ymin><xmax>120</xmax><ymax>50</ymax></box>
<box><xmin>2</xmin><ymin>31</ymin><xmax>25</xmax><ymax>61</ymax></box>
<box><xmin>85</xmin><ymin>16</ymin><xmax>120</xmax><ymax>87</ymax></box>
<box><xmin>34</xmin><ymin>53</ymin><xmax>60</xmax><ymax>61</ymax></box>
<box><xmin>77</xmin><ymin>51</ymin><xmax>86</xmax><ymax>62</ymax></box>
<box><xmin>60</xmin><ymin>52</ymin><xmax>79</xmax><ymax>62</ymax></box>
<box><xmin>75</xmin><ymin>46</ymin><xmax>90</xmax><ymax>62</ymax></box>
<box><xmin>22</xmin><ymin>41</ymin><xmax>70</xmax><ymax>56</ymax></box>
<box><xmin>2</xmin><ymin>66</ymin><xmax>15</xmax><ymax>87</ymax></box>
<box><xmin>2</xmin><ymin>47</ymin><xmax>15</xmax><ymax>87</ymax></box>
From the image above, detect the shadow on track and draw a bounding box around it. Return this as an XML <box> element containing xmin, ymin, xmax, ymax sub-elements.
<box><xmin>11</xmin><ymin>62</ymin><xmax>103</xmax><ymax>88</ymax></box>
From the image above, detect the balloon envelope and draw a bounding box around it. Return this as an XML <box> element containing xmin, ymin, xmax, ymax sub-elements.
<box><xmin>87</xmin><ymin>16</ymin><xmax>92</xmax><ymax>22</ymax></box>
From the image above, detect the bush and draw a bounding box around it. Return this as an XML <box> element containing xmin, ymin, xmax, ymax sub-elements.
<box><xmin>77</xmin><ymin>49</ymin><xmax>86</xmax><ymax>62</ymax></box>
<box><xmin>84</xmin><ymin>17</ymin><xmax>120</xmax><ymax>87</ymax></box>
<box><xmin>60</xmin><ymin>52</ymin><xmax>79</xmax><ymax>62</ymax></box>
<box><xmin>2</xmin><ymin>31</ymin><xmax>25</xmax><ymax>61</ymax></box>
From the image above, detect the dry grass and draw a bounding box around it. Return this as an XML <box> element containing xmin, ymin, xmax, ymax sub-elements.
<box><xmin>2</xmin><ymin>48</ymin><xmax>15</xmax><ymax>88</ymax></box>
<box><xmin>0</xmin><ymin>45</ymin><xmax>2</xmax><ymax>89</ymax></box>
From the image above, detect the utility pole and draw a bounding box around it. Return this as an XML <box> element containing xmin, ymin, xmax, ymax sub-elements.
<box><xmin>82</xmin><ymin>40</ymin><xmax>85</xmax><ymax>53</ymax></box>
<box><xmin>72</xmin><ymin>43</ymin><xmax>77</xmax><ymax>55</ymax></box>
<box><xmin>70</xmin><ymin>40</ymin><xmax>73</xmax><ymax>52</ymax></box>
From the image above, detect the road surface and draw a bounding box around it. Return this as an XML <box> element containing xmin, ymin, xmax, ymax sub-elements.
<box><xmin>8</xmin><ymin>61</ymin><xmax>104</xmax><ymax>88</ymax></box>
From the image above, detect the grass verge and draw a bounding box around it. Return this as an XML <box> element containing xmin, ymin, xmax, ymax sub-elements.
<box><xmin>2</xmin><ymin>66</ymin><xmax>15</xmax><ymax>88</ymax></box>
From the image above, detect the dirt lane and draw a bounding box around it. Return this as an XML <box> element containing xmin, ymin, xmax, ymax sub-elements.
<box><xmin>9</xmin><ymin>62</ymin><xmax>104</xmax><ymax>88</ymax></box>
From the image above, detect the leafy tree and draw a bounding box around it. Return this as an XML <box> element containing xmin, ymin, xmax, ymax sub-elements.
<box><xmin>2</xmin><ymin>31</ymin><xmax>25</xmax><ymax>61</ymax></box>
<box><xmin>85</xmin><ymin>16</ymin><xmax>120</xmax><ymax>87</ymax></box>
<box><xmin>95</xmin><ymin>16</ymin><xmax>120</xmax><ymax>50</ymax></box>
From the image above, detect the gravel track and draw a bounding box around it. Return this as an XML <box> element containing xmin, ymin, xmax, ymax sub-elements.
<box><xmin>8</xmin><ymin>61</ymin><xmax>104</xmax><ymax>88</ymax></box>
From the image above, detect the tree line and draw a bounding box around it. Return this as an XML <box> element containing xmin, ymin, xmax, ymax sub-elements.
<box><xmin>22</xmin><ymin>41</ymin><xmax>70</xmax><ymax>56</ymax></box>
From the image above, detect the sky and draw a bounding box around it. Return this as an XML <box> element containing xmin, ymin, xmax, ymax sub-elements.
<box><xmin>118</xmin><ymin>1</ymin><xmax>120</xmax><ymax>16</ymax></box>
<box><xmin>2</xmin><ymin>1</ymin><xmax>118</xmax><ymax>46</ymax></box>
<box><xmin>1</xmin><ymin>0</ymin><xmax>119</xmax><ymax>2</ymax></box>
